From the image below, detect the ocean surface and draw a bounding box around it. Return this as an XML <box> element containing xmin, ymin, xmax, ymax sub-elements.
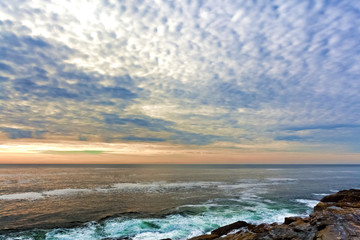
<box><xmin>0</xmin><ymin>164</ymin><xmax>360</xmax><ymax>240</ymax></box>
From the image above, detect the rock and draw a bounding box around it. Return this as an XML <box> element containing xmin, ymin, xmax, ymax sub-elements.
<box><xmin>320</xmin><ymin>189</ymin><xmax>360</xmax><ymax>203</ymax></box>
<box><xmin>313</xmin><ymin>202</ymin><xmax>328</xmax><ymax>211</ymax></box>
<box><xmin>284</xmin><ymin>216</ymin><xmax>302</xmax><ymax>225</ymax></box>
<box><xmin>188</xmin><ymin>234</ymin><xmax>220</xmax><ymax>240</ymax></box>
<box><xmin>188</xmin><ymin>189</ymin><xmax>360</xmax><ymax>240</ymax></box>
<box><xmin>249</xmin><ymin>223</ymin><xmax>269</xmax><ymax>233</ymax></box>
<box><xmin>211</xmin><ymin>221</ymin><xmax>249</xmax><ymax>236</ymax></box>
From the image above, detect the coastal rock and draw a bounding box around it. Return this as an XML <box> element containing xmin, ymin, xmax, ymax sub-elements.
<box><xmin>211</xmin><ymin>221</ymin><xmax>250</xmax><ymax>236</ymax></box>
<box><xmin>188</xmin><ymin>234</ymin><xmax>220</xmax><ymax>240</ymax></box>
<box><xmin>284</xmin><ymin>216</ymin><xmax>302</xmax><ymax>225</ymax></box>
<box><xmin>188</xmin><ymin>189</ymin><xmax>360</xmax><ymax>240</ymax></box>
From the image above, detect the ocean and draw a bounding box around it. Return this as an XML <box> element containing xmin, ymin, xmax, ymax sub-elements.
<box><xmin>0</xmin><ymin>164</ymin><xmax>359</xmax><ymax>240</ymax></box>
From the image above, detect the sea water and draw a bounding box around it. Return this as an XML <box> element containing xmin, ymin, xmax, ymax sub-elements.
<box><xmin>0</xmin><ymin>164</ymin><xmax>359</xmax><ymax>240</ymax></box>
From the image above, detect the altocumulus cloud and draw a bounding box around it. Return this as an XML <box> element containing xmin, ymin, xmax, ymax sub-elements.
<box><xmin>0</xmin><ymin>0</ymin><xmax>360</xmax><ymax>152</ymax></box>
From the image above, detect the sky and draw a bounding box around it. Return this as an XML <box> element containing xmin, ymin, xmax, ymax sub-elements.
<box><xmin>0</xmin><ymin>0</ymin><xmax>360</xmax><ymax>164</ymax></box>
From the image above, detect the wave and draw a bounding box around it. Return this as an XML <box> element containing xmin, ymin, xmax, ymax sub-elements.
<box><xmin>0</xmin><ymin>181</ymin><xmax>224</xmax><ymax>201</ymax></box>
<box><xmin>265</xmin><ymin>178</ymin><xmax>297</xmax><ymax>182</ymax></box>
<box><xmin>0</xmin><ymin>180</ymin><xmax>276</xmax><ymax>201</ymax></box>
<box><xmin>0</xmin><ymin>192</ymin><xmax>44</xmax><ymax>200</ymax></box>
<box><xmin>312</xmin><ymin>193</ymin><xmax>330</xmax><ymax>196</ymax></box>
<box><xmin>2</xmin><ymin>200</ymin><xmax>300</xmax><ymax>240</ymax></box>
<box><xmin>0</xmin><ymin>188</ymin><xmax>93</xmax><ymax>200</ymax></box>
<box><xmin>109</xmin><ymin>181</ymin><xmax>222</xmax><ymax>191</ymax></box>
<box><xmin>295</xmin><ymin>199</ymin><xmax>319</xmax><ymax>208</ymax></box>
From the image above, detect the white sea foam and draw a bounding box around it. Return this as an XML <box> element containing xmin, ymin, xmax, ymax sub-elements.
<box><xmin>0</xmin><ymin>188</ymin><xmax>93</xmax><ymax>200</ymax></box>
<box><xmin>265</xmin><ymin>178</ymin><xmax>297</xmax><ymax>182</ymax></box>
<box><xmin>263</xmin><ymin>199</ymin><xmax>275</xmax><ymax>203</ymax></box>
<box><xmin>312</xmin><ymin>193</ymin><xmax>330</xmax><ymax>196</ymax></box>
<box><xmin>0</xmin><ymin>182</ymin><xmax>225</xmax><ymax>201</ymax></box>
<box><xmin>16</xmin><ymin>194</ymin><xmax>295</xmax><ymax>240</ymax></box>
<box><xmin>217</xmin><ymin>182</ymin><xmax>270</xmax><ymax>189</ymax></box>
<box><xmin>104</xmin><ymin>203</ymin><xmax>295</xmax><ymax>239</ymax></box>
<box><xmin>309</xmin><ymin>170</ymin><xmax>337</xmax><ymax>173</ymax></box>
<box><xmin>109</xmin><ymin>181</ymin><xmax>223</xmax><ymax>192</ymax></box>
<box><xmin>0</xmin><ymin>192</ymin><xmax>44</xmax><ymax>200</ymax></box>
<box><xmin>295</xmin><ymin>199</ymin><xmax>319</xmax><ymax>208</ymax></box>
<box><xmin>2</xmin><ymin>198</ymin><xmax>300</xmax><ymax>240</ymax></box>
<box><xmin>43</xmin><ymin>188</ymin><xmax>92</xmax><ymax>196</ymax></box>
<box><xmin>0</xmin><ymin>179</ymin><xmax>274</xmax><ymax>202</ymax></box>
<box><xmin>235</xmin><ymin>178</ymin><xmax>258</xmax><ymax>183</ymax></box>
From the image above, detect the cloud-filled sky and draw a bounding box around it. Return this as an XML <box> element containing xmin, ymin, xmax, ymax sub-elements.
<box><xmin>0</xmin><ymin>0</ymin><xmax>360</xmax><ymax>162</ymax></box>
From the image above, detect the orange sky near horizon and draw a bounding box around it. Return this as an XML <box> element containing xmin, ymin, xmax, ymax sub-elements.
<box><xmin>1</xmin><ymin>151</ymin><xmax>359</xmax><ymax>165</ymax></box>
<box><xmin>0</xmin><ymin>139</ymin><xmax>359</xmax><ymax>164</ymax></box>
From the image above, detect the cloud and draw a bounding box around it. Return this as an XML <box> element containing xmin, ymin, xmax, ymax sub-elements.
<box><xmin>275</xmin><ymin>136</ymin><xmax>310</xmax><ymax>142</ymax></box>
<box><xmin>0</xmin><ymin>62</ymin><xmax>14</xmax><ymax>73</ymax></box>
<box><xmin>22</xmin><ymin>35</ymin><xmax>51</xmax><ymax>48</ymax></box>
<box><xmin>102</xmin><ymin>113</ymin><xmax>174</xmax><ymax>131</ymax></box>
<box><xmin>0</xmin><ymin>0</ymin><xmax>360</xmax><ymax>152</ymax></box>
<box><xmin>120</xmin><ymin>136</ymin><xmax>166</xmax><ymax>142</ymax></box>
<box><xmin>284</xmin><ymin>124</ymin><xmax>360</xmax><ymax>132</ymax></box>
<box><xmin>0</xmin><ymin>127</ymin><xmax>46</xmax><ymax>139</ymax></box>
<box><xmin>169</xmin><ymin>130</ymin><xmax>232</xmax><ymax>146</ymax></box>
<box><xmin>13</xmin><ymin>77</ymin><xmax>78</xmax><ymax>99</ymax></box>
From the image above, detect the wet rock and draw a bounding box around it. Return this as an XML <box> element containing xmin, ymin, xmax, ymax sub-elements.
<box><xmin>188</xmin><ymin>234</ymin><xmax>220</xmax><ymax>240</ymax></box>
<box><xmin>284</xmin><ymin>216</ymin><xmax>302</xmax><ymax>225</ymax></box>
<box><xmin>188</xmin><ymin>189</ymin><xmax>360</xmax><ymax>240</ymax></box>
<box><xmin>320</xmin><ymin>189</ymin><xmax>360</xmax><ymax>203</ymax></box>
<box><xmin>211</xmin><ymin>221</ymin><xmax>249</xmax><ymax>236</ymax></box>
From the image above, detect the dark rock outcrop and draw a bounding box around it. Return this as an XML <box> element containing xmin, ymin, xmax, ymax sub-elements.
<box><xmin>211</xmin><ymin>221</ymin><xmax>250</xmax><ymax>236</ymax></box>
<box><xmin>188</xmin><ymin>189</ymin><xmax>360</xmax><ymax>240</ymax></box>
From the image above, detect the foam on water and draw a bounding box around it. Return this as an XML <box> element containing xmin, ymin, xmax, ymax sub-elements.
<box><xmin>0</xmin><ymin>192</ymin><xmax>44</xmax><ymax>200</ymax></box>
<box><xmin>0</xmin><ymin>188</ymin><xmax>93</xmax><ymax>200</ymax></box>
<box><xmin>295</xmin><ymin>199</ymin><xmax>319</xmax><ymax>208</ymax></box>
<box><xmin>0</xmin><ymin>182</ymin><xmax>223</xmax><ymax>201</ymax></box>
<box><xmin>312</xmin><ymin>193</ymin><xmax>330</xmax><ymax>196</ymax></box>
<box><xmin>217</xmin><ymin>182</ymin><xmax>270</xmax><ymax>190</ymax></box>
<box><xmin>1</xmin><ymin>180</ymin><xmax>278</xmax><ymax>202</ymax></box>
<box><xmin>1</xmin><ymin>195</ymin><xmax>306</xmax><ymax>240</ymax></box>
<box><xmin>265</xmin><ymin>178</ymin><xmax>297</xmax><ymax>182</ymax></box>
<box><xmin>43</xmin><ymin>189</ymin><xmax>92</xmax><ymax>196</ymax></box>
<box><xmin>0</xmin><ymin>178</ymin><xmax>320</xmax><ymax>202</ymax></box>
<box><xmin>43</xmin><ymin>203</ymin><xmax>297</xmax><ymax>240</ymax></box>
<box><xmin>110</xmin><ymin>181</ymin><xmax>222</xmax><ymax>192</ymax></box>
<box><xmin>2</xmin><ymin>165</ymin><xmax>358</xmax><ymax>240</ymax></box>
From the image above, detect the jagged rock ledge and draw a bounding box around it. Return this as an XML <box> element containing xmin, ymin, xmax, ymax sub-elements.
<box><xmin>187</xmin><ymin>189</ymin><xmax>360</xmax><ymax>240</ymax></box>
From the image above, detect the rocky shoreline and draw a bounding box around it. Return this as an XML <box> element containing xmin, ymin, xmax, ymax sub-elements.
<box><xmin>2</xmin><ymin>189</ymin><xmax>359</xmax><ymax>240</ymax></box>
<box><xmin>187</xmin><ymin>189</ymin><xmax>360</xmax><ymax>240</ymax></box>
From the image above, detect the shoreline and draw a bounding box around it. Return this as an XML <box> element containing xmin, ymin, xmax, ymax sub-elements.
<box><xmin>188</xmin><ymin>189</ymin><xmax>360</xmax><ymax>240</ymax></box>
<box><xmin>1</xmin><ymin>189</ymin><xmax>359</xmax><ymax>239</ymax></box>
<box><xmin>0</xmin><ymin>211</ymin><xmax>171</xmax><ymax>235</ymax></box>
